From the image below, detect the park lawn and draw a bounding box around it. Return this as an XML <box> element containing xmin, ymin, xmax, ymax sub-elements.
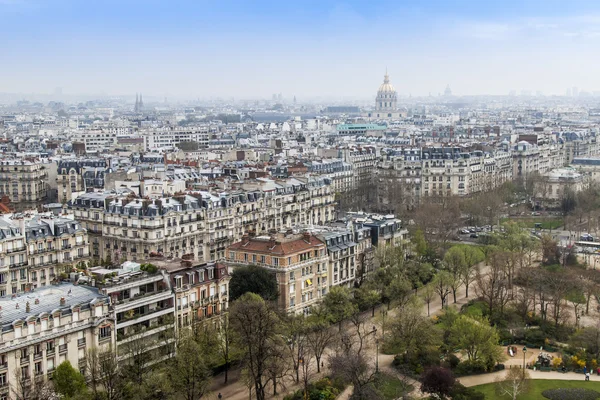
<box><xmin>375</xmin><ymin>373</ymin><xmax>412</xmax><ymax>400</ymax></box>
<box><xmin>500</xmin><ymin>217</ymin><xmax>563</xmax><ymax>230</ymax></box>
<box><xmin>471</xmin><ymin>379</ymin><xmax>600</xmax><ymax>399</ymax></box>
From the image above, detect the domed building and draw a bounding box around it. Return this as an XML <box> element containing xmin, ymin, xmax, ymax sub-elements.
<box><xmin>366</xmin><ymin>71</ymin><xmax>406</xmax><ymax>120</ymax></box>
<box><xmin>376</xmin><ymin>71</ymin><xmax>397</xmax><ymax>111</ymax></box>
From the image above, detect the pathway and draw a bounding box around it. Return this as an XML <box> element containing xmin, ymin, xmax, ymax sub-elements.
<box><xmin>459</xmin><ymin>369</ymin><xmax>594</xmax><ymax>387</ymax></box>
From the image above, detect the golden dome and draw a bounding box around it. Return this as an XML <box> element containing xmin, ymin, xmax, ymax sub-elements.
<box><xmin>378</xmin><ymin>71</ymin><xmax>396</xmax><ymax>93</ymax></box>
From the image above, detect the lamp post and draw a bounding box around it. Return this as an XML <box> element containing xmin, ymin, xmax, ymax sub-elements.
<box><xmin>522</xmin><ymin>346</ymin><xmax>527</xmax><ymax>378</ymax></box>
<box><xmin>380</xmin><ymin>309</ymin><xmax>388</xmax><ymax>338</ymax></box>
<box><xmin>372</xmin><ymin>326</ymin><xmax>379</xmax><ymax>373</ymax></box>
<box><xmin>376</xmin><ymin>338</ymin><xmax>380</xmax><ymax>373</ymax></box>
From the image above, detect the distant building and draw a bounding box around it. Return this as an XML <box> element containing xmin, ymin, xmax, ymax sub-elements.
<box><xmin>365</xmin><ymin>71</ymin><xmax>405</xmax><ymax>119</ymax></box>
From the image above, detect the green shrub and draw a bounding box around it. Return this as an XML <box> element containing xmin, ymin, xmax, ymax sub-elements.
<box><xmin>524</xmin><ymin>329</ymin><xmax>546</xmax><ymax>347</ymax></box>
<box><xmin>454</xmin><ymin>359</ymin><xmax>487</xmax><ymax>376</ymax></box>
<box><xmin>542</xmin><ymin>388</ymin><xmax>600</xmax><ymax>400</ymax></box>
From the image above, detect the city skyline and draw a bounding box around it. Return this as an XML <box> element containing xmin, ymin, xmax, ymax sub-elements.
<box><xmin>3</xmin><ymin>0</ymin><xmax>600</xmax><ymax>98</ymax></box>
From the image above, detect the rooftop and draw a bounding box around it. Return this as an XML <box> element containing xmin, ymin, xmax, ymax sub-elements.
<box><xmin>0</xmin><ymin>283</ymin><xmax>107</xmax><ymax>325</ymax></box>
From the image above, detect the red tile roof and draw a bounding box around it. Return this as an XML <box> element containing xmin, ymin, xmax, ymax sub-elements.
<box><xmin>229</xmin><ymin>235</ymin><xmax>325</xmax><ymax>256</ymax></box>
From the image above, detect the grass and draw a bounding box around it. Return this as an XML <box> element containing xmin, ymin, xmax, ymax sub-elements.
<box><xmin>375</xmin><ymin>373</ymin><xmax>412</xmax><ymax>400</ymax></box>
<box><xmin>500</xmin><ymin>217</ymin><xmax>563</xmax><ymax>230</ymax></box>
<box><xmin>471</xmin><ymin>379</ymin><xmax>600</xmax><ymax>399</ymax></box>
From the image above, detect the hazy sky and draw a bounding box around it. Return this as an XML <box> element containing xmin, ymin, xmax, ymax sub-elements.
<box><xmin>2</xmin><ymin>0</ymin><xmax>600</xmax><ymax>99</ymax></box>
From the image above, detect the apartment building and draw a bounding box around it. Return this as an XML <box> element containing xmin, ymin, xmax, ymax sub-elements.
<box><xmin>318</xmin><ymin>231</ymin><xmax>357</xmax><ymax>288</ymax></box>
<box><xmin>227</xmin><ymin>232</ymin><xmax>328</xmax><ymax>314</ymax></box>
<box><xmin>24</xmin><ymin>215</ymin><xmax>90</xmax><ymax>290</ymax></box>
<box><xmin>142</xmin><ymin>126</ymin><xmax>211</xmax><ymax>151</ymax></box>
<box><xmin>342</xmin><ymin>147</ymin><xmax>377</xmax><ymax>188</ymax></box>
<box><xmin>56</xmin><ymin>159</ymin><xmax>107</xmax><ymax>204</ymax></box>
<box><xmin>158</xmin><ymin>259</ymin><xmax>229</xmax><ymax>329</ymax></box>
<box><xmin>0</xmin><ymin>160</ymin><xmax>50</xmax><ymax>210</ymax></box>
<box><xmin>0</xmin><ymin>284</ymin><xmax>113</xmax><ymax>399</ymax></box>
<box><xmin>92</xmin><ymin>264</ymin><xmax>176</xmax><ymax>367</ymax></box>
<box><xmin>71</xmin><ymin>129</ymin><xmax>118</xmax><ymax>153</ymax></box>
<box><xmin>420</xmin><ymin>148</ymin><xmax>513</xmax><ymax>197</ymax></box>
<box><xmin>71</xmin><ymin>177</ymin><xmax>336</xmax><ymax>264</ymax></box>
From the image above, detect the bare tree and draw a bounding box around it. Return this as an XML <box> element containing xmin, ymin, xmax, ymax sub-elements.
<box><xmin>305</xmin><ymin>308</ymin><xmax>336</xmax><ymax>373</ymax></box>
<box><xmin>329</xmin><ymin>349</ymin><xmax>381</xmax><ymax>400</ymax></box>
<box><xmin>11</xmin><ymin>367</ymin><xmax>57</xmax><ymax>400</ymax></box>
<box><xmin>230</xmin><ymin>293</ymin><xmax>285</xmax><ymax>400</ymax></box>
<box><xmin>475</xmin><ymin>249</ymin><xmax>510</xmax><ymax>319</ymax></box>
<box><xmin>495</xmin><ymin>368</ymin><xmax>531</xmax><ymax>400</ymax></box>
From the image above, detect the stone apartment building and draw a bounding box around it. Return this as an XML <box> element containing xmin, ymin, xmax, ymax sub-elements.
<box><xmin>71</xmin><ymin>177</ymin><xmax>336</xmax><ymax>264</ymax></box>
<box><xmin>92</xmin><ymin>264</ymin><xmax>176</xmax><ymax>367</ymax></box>
<box><xmin>0</xmin><ymin>214</ymin><xmax>89</xmax><ymax>297</ymax></box>
<box><xmin>227</xmin><ymin>232</ymin><xmax>329</xmax><ymax>314</ymax></box>
<box><xmin>0</xmin><ymin>159</ymin><xmax>50</xmax><ymax>210</ymax></box>
<box><xmin>56</xmin><ymin>159</ymin><xmax>107</xmax><ymax>204</ymax></box>
<box><xmin>157</xmin><ymin>259</ymin><xmax>229</xmax><ymax>329</ymax></box>
<box><xmin>0</xmin><ymin>284</ymin><xmax>113</xmax><ymax>399</ymax></box>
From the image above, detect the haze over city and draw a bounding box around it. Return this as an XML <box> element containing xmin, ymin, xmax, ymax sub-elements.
<box><xmin>3</xmin><ymin>0</ymin><xmax>600</xmax><ymax>99</ymax></box>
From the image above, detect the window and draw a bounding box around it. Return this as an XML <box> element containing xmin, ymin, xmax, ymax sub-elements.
<box><xmin>0</xmin><ymin>372</ymin><xmax>6</xmax><ymax>387</ymax></box>
<box><xmin>99</xmin><ymin>326</ymin><xmax>111</xmax><ymax>339</ymax></box>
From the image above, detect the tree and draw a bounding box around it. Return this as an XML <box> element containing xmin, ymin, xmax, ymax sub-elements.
<box><xmin>329</xmin><ymin>349</ymin><xmax>381</xmax><ymax>400</ymax></box>
<box><xmin>215</xmin><ymin>314</ymin><xmax>238</xmax><ymax>384</ymax></box>
<box><xmin>322</xmin><ymin>286</ymin><xmax>358</xmax><ymax>330</ymax></box>
<box><xmin>229</xmin><ymin>265</ymin><xmax>279</xmax><ymax>302</ymax></box>
<box><xmin>305</xmin><ymin>306</ymin><xmax>336</xmax><ymax>373</ymax></box>
<box><xmin>448</xmin><ymin>315</ymin><xmax>504</xmax><ymax>370</ymax></box>
<box><xmin>353</xmin><ymin>286</ymin><xmax>380</xmax><ymax>317</ymax></box>
<box><xmin>420</xmin><ymin>366</ymin><xmax>456</xmax><ymax>399</ymax></box>
<box><xmin>460</xmin><ymin>246</ymin><xmax>485</xmax><ymax>298</ymax></box>
<box><xmin>53</xmin><ymin>360</ymin><xmax>87</xmax><ymax>398</ymax></box>
<box><xmin>97</xmin><ymin>347</ymin><xmax>125</xmax><ymax>400</ymax></box>
<box><xmin>433</xmin><ymin>270</ymin><xmax>452</xmax><ymax>309</ymax></box>
<box><xmin>281</xmin><ymin>314</ymin><xmax>310</xmax><ymax>383</ymax></box>
<box><xmin>230</xmin><ymin>293</ymin><xmax>284</xmax><ymax>400</ymax></box>
<box><xmin>444</xmin><ymin>246</ymin><xmax>466</xmax><ymax>303</ymax></box>
<box><xmin>570</xmin><ymin>322</ymin><xmax>600</xmax><ymax>359</ymax></box>
<box><xmin>495</xmin><ymin>368</ymin><xmax>531</xmax><ymax>400</ymax></box>
<box><xmin>421</xmin><ymin>282</ymin><xmax>436</xmax><ymax>316</ymax></box>
<box><xmin>476</xmin><ymin>248</ymin><xmax>510</xmax><ymax>320</ymax></box>
<box><xmin>385</xmin><ymin>300</ymin><xmax>441</xmax><ymax>371</ymax></box>
<box><xmin>168</xmin><ymin>337</ymin><xmax>211</xmax><ymax>400</ymax></box>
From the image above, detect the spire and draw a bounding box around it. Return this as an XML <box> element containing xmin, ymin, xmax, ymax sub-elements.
<box><xmin>134</xmin><ymin>93</ymin><xmax>139</xmax><ymax>112</ymax></box>
<box><xmin>384</xmin><ymin>68</ymin><xmax>389</xmax><ymax>84</ymax></box>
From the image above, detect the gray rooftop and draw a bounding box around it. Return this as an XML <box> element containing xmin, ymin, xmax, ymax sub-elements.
<box><xmin>0</xmin><ymin>283</ymin><xmax>107</xmax><ymax>326</ymax></box>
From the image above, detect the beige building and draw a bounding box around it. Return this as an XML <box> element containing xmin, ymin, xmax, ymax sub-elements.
<box><xmin>70</xmin><ymin>177</ymin><xmax>336</xmax><ymax>265</ymax></box>
<box><xmin>0</xmin><ymin>284</ymin><xmax>113</xmax><ymax>399</ymax></box>
<box><xmin>227</xmin><ymin>232</ymin><xmax>329</xmax><ymax>314</ymax></box>
<box><xmin>0</xmin><ymin>160</ymin><xmax>50</xmax><ymax>210</ymax></box>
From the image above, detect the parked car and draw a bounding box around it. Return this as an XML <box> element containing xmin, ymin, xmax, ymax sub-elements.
<box><xmin>470</xmin><ymin>233</ymin><xmax>479</xmax><ymax>238</ymax></box>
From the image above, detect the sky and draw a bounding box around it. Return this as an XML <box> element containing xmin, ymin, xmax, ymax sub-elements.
<box><xmin>2</xmin><ymin>0</ymin><xmax>600</xmax><ymax>99</ymax></box>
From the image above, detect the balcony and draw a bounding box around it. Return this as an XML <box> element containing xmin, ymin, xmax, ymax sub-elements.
<box><xmin>33</xmin><ymin>352</ymin><xmax>43</xmax><ymax>361</ymax></box>
<box><xmin>77</xmin><ymin>338</ymin><xmax>86</xmax><ymax>347</ymax></box>
<box><xmin>0</xmin><ymin>362</ymin><xmax>7</xmax><ymax>371</ymax></box>
<box><xmin>59</xmin><ymin>344</ymin><xmax>67</xmax><ymax>354</ymax></box>
<box><xmin>61</xmin><ymin>244</ymin><xmax>72</xmax><ymax>250</ymax></box>
<box><xmin>20</xmin><ymin>356</ymin><xmax>29</xmax><ymax>365</ymax></box>
<box><xmin>6</xmin><ymin>246</ymin><xmax>26</xmax><ymax>254</ymax></box>
<box><xmin>47</xmin><ymin>348</ymin><xmax>55</xmax><ymax>356</ymax></box>
<box><xmin>10</xmin><ymin>261</ymin><xmax>28</xmax><ymax>269</ymax></box>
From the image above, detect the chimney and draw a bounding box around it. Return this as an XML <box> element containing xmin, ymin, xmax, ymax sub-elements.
<box><xmin>25</xmin><ymin>302</ymin><xmax>30</xmax><ymax>313</ymax></box>
<box><xmin>268</xmin><ymin>236</ymin><xmax>276</xmax><ymax>248</ymax></box>
<box><xmin>242</xmin><ymin>233</ymin><xmax>250</xmax><ymax>245</ymax></box>
<box><xmin>303</xmin><ymin>232</ymin><xmax>311</xmax><ymax>243</ymax></box>
<box><xmin>60</xmin><ymin>297</ymin><xmax>66</xmax><ymax>306</ymax></box>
